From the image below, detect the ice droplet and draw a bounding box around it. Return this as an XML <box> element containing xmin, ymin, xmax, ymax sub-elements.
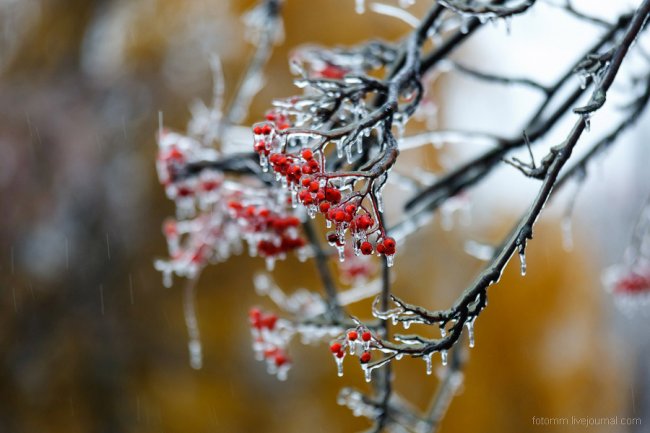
<box><xmin>504</xmin><ymin>16</ymin><xmax>512</xmax><ymax>34</ymax></box>
<box><xmin>184</xmin><ymin>281</ymin><xmax>203</xmax><ymax>370</ymax></box>
<box><xmin>424</xmin><ymin>353</ymin><xmax>433</xmax><ymax>375</ymax></box>
<box><xmin>355</xmin><ymin>0</ymin><xmax>365</xmax><ymax>14</ymax></box>
<box><xmin>441</xmin><ymin>350</ymin><xmax>448</xmax><ymax>366</ymax></box>
<box><xmin>335</xmin><ymin>355</ymin><xmax>344</xmax><ymax>377</ymax></box>
<box><xmin>189</xmin><ymin>340</ymin><xmax>203</xmax><ymax>369</ymax></box>
<box><xmin>163</xmin><ymin>269</ymin><xmax>172</xmax><ymax>288</ymax></box>
<box><xmin>337</xmin><ymin>245</ymin><xmax>346</xmax><ymax>262</ymax></box>
<box><xmin>466</xmin><ymin>318</ymin><xmax>475</xmax><ymax>348</ymax></box>
<box><xmin>363</xmin><ymin>364</ymin><xmax>371</xmax><ymax>382</ymax></box>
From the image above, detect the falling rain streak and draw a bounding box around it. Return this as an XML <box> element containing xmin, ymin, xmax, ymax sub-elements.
<box><xmin>99</xmin><ymin>284</ymin><xmax>105</xmax><ymax>315</ymax></box>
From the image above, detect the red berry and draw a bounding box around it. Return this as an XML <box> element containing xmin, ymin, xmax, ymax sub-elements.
<box><xmin>301</xmin><ymin>149</ymin><xmax>313</xmax><ymax>160</ymax></box>
<box><xmin>376</xmin><ymin>243</ymin><xmax>386</xmax><ymax>254</ymax></box>
<box><xmin>360</xmin><ymin>352</ymin><xmax>371</xmax><ymax>363</ymax></box>
<box><xmin>325</xmin><ymin>188</ymin><xmax>341</xmax><ymax>203</ymax></box>
<box><xmin>254</xmin><ymin>141</ymin><xmax>266</xmax><ymax>153</ymax></box>
<box><xmin>163</xmin><ymin>220</ymin><xmax>177</xmax><ymax>236</ymax></box>
<box><xmin>335</xmin><ymin>210</ymin><xmax>346</xmax><ymax>222</ymax></box>
<box><xmin>253</xmin><ymin>126</ymin><xmax>263</xmax><ymax>135</ymax></box>
<box><xmin>262</xmin><ymin>314</ymin><xmax>278</xmax><ymax>330</ymax></box>
<box><xmin>336</xmin><ymin>350</ymin><xmax>345</xmax><ymax>358</ymax></box>
<box><xmin>301</xmin><ymin>177</ymin><xmax>312</xmax><ymax>187</ymax></box>
<box><xmin>249</xmin><ymin>307</ymin><xmax>262</xmax><ymax>322</ymax></box>
<box><xmin>327</xmin><ymin>231</ymin><xmax>340</xmax><ymax>245</ymax></box>
<box><xmin>274</xmin><ymin>353</ymin><xmax>288</xmax><ymax>367</ymax></box>
<box><xmin>361</xmin><ymin>331</ymin><xmax>372</xmax><ymax>342</ymax></box>
<box><xmin>309</xmin><ymin>181</ymin><xmax>320</xmax><ymax>192</ymax></box>
<box><xmin>262</xmin><ymin>125</ymin><xmax>272</xmax><ymax>134</ymax></box>
<box><xmin>383</xmin><ymin>237</ymin><xmax>396</xmax><ymax>250</ymax></box>
<box><xmin>348</xmin><ymin>331</ymin><xmax>358</xmax><ymax>341</ymax></box>
<box><xmin>360</xmin><ymin>241</ymin><xmax>373</xmax><ymax>255</ymax></box>
<box><xmin>330</xmin><ymin>342</ymin><xmax>342</xmax><ymax>353</ymax></box>
<box><xmin>345</xmin><ymin>204</ymin><xmax>356</xmax><ymax>215</ymax></box>
<box><xmin>616</xmin><ymin>274</ymin><xmax>649</xmax><ymax>293</ymax></box>
<box><xmin>319</xmin><ymin>202</ymin><xmax>331</xmax><ymax>213</ymax></box>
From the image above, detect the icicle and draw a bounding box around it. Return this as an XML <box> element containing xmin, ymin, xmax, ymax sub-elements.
<box><xmin>460</xmin><ymin>18</ymin><xmax>470</xmax><ymax>34</ymax></box>
<box><xmin>277</xmin><ymin>366</ymin><xmax>289</xmax><ymax>381</ymax></box>
<box><xmin>345</xmin><ymin>144</ymin><xmax>353</xmax><ymax>163</ymax></box>
<box><xmin>356</xmin><ymin>137</ymin><xmax>363</xmax><ymax>154</ymax></box>
<box><xmin>336</xmin><ymin>141</ymin><xmax>344</xmax><ymax>158</ymax></box>
<box><xmin>337</xmin><ymin>244</ymin><xmax>346</xmax><ymax>262</ymax></box>
<box><xmin>291</xmin><ymin>189</ymin><xmax>298</xmax><ymax>208</ymax></box>
<box><xmin>355</xmin><ymin>0</ymin><xmax>365</xmax><ymax>14</ymax></box>
<box><xmin>386</xmin><ymin>255</ymin><xmax>395</xmax><ymax>267</ymax></box>
<box><xmin>266</xmin><ymin>256</ymin><xmax>276</xmax><ymax>271</ymax></box>
<box><xmin>162</xmin><ymin>268</ymin><xmax>173</xmax><ymax>288</ymax></box>
<box><xmin>504</xmin><ymin>16</ymin><xmax>512</xmax><ymax>34</ymax></box>
<box><xmin>519</xmin><ymin>248</ymin><xmax>527</xmax><ymax>276</ymax></box>
<box><xmin>335</xmin><ymin>356</ymin><xmax>344</xmax><ymax>377</ymax></box>
<box><xmin>184</xmin><ymin>280</ymin><xmax>203</xmax><ymax>370</ymax></box>
<box><xmin>465</xmin><ymin>318</ymin><xmax>475</xmax><ymax>348</ymax></box>
<box><xmin>260</xmin><ymin>154</ymin><xmax>268</xmax><ymax>172</ymax></box>
<box><xmin>424</xmin><ymin>353</ymin><xmax>433</xmax><ymax>375</ymax></box>
<box><xmin>363</xmin><ymin>364</ymin><xmax>371</xmax><ymax>382</ymax></box>
<box><xmin>441</xmin><ymin>350</ymin><xmax>448</xmax><ymax>366</ymax></box>
<box><xmin>561</xmin><ymin>216</ymin><xmax>574</xmax><ymax>251</ymax></box>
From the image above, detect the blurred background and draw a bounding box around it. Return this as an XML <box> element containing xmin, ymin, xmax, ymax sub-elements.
<box><xmin>1</xmin><ymin>0</ymin><xmax>649</xmax><ymax>432</ymax></box>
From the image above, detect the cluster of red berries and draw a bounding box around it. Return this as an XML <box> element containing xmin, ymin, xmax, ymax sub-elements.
<box><xmin>227</xmin><ymin>200</ymin><xmax>305</xmax><ymax>258</ymax></box>
<box><xmin>249</xmin><ymin>308</ymin><xmax>291</xmax><ymax>369</ymax></box>
<box><xmin>253</xmin><ymin>120</ymin><xmax>397</xmax><ymax>260</ymax></box>
<box><xmin>329</xmin><ymin>329</ymin><xmax>375</xmax><ymax>365</ymax></box>
<box><xmin>615</xmin><ymin>272</ymin><xmax>650</xmax><ymax>294</ymax></box>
